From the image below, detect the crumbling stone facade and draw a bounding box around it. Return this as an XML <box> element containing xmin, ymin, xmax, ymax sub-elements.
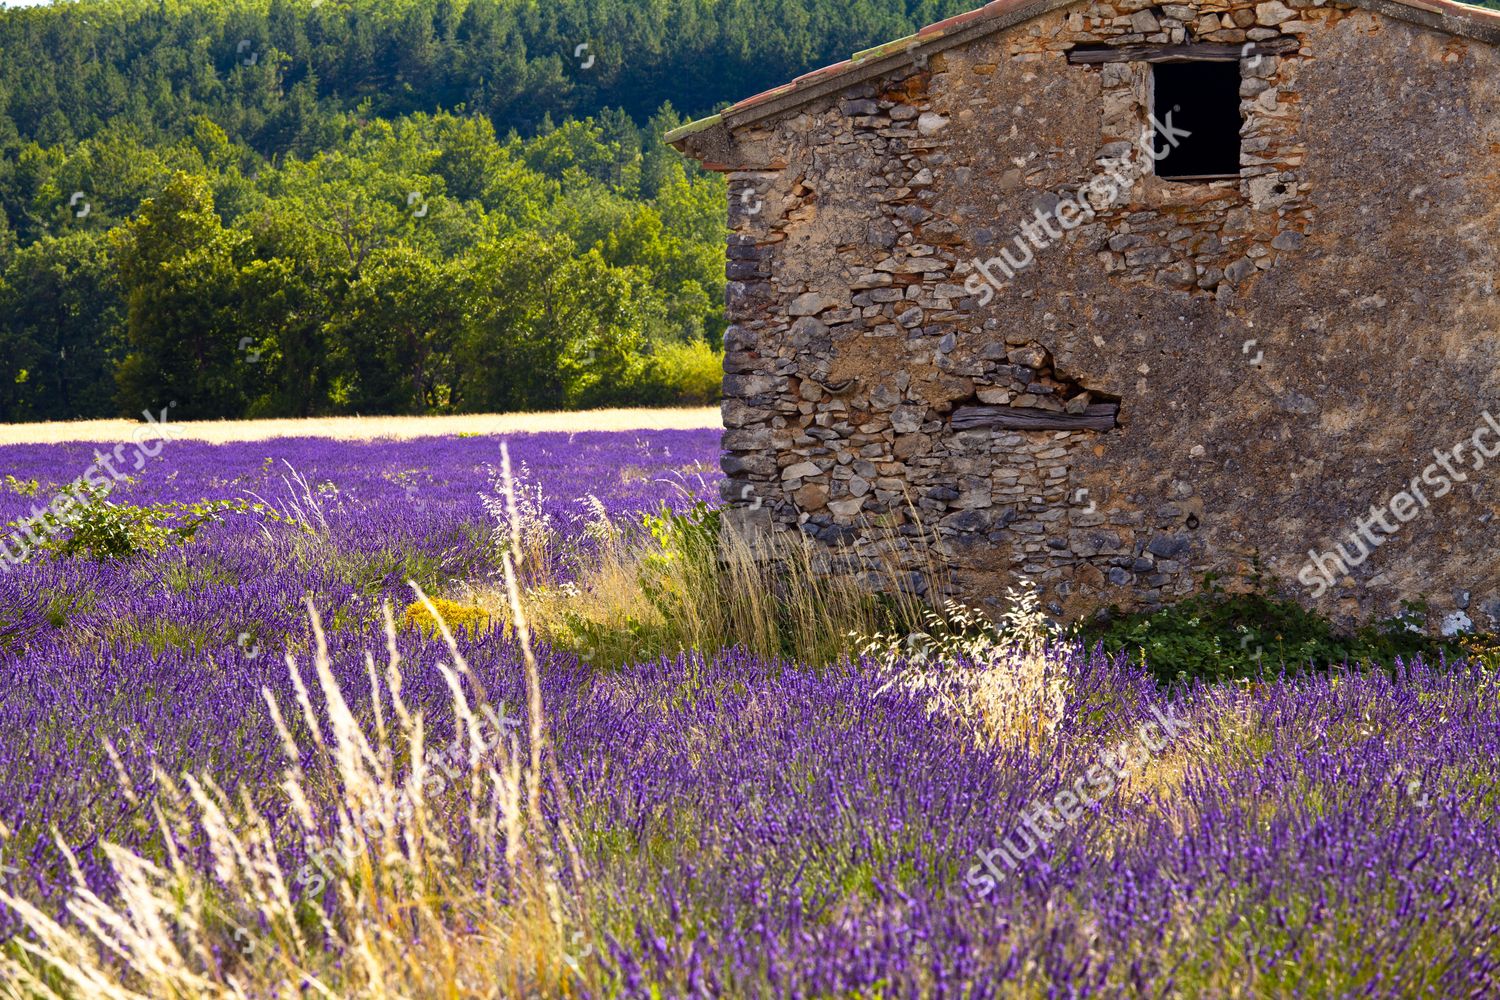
<box><xmin>671</xmin><ymin>0</ymin><xmax>1500</xmax><ymax>629</ymax></box>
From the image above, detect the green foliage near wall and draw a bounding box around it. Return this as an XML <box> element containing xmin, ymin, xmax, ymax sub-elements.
<box><xmin>1078</xmin><ymin>576</ymin><xmax>1468</xmax><ymax>686</ymax></box>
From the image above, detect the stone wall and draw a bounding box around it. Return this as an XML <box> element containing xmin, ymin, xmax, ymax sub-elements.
<box><xmin>698</xmin><ymin>0</ymin><xmax>1500</xmax><ymax>630</ymax></box>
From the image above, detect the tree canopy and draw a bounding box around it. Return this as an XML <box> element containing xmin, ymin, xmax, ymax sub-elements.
<box><xmin>0</xmin><ymin>0</ymin><xmax>987</xmax><ymax>419</ymax></box>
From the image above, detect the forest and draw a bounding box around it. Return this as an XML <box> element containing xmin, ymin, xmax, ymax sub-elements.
<box><xmin>0</xmin><ymin>0</ymin><xmax>984</xmax><ymax>420</ymax></box>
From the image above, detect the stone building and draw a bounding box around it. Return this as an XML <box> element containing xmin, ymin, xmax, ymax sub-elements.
<box><xmin>669</xmin><ymin>0</ymin><xmax>1500</xmax><ymax>629</ymax></box>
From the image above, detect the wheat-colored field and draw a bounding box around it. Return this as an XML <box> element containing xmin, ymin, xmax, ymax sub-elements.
<box><xmin>0</xmin><ymin>407</ymin><xmax>721</xmax><ymax>445</ymax></box>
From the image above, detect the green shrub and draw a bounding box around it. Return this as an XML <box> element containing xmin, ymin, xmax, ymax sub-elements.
<box><xmin>636</xmin><ymin>500</ymin><xmax>723</xmax><ymax>622</ymax></box>
<box><xmin>5</xmin><ymin>483</ymin><xmax>302</xmax><ymax>566</ymax></box>
<box><xmin>642</xmin><ymin>340</ymin><xmax>723</xmax><ymax>406</ymax></box>
<box><xmin>1078</xmin><ymin>574</ymin><xmax>1468</xmax><ymax>685</ymax></box>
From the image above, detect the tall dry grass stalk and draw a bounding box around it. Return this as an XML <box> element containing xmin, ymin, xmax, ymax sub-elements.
<box><xmin>248</xmin><ymin>463</ymin><xmax>339</xmax><ymax>579</ymax></box>
<box><xmin>0</xmin><ymin>461</ymin><xmax>585</xmax><ymax>999</ymax></box>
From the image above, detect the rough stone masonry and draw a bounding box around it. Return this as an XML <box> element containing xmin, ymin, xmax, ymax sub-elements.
<box><xmin>670</xmin><ymin>0</ymin><xmax>1500</xmax><ymax>630</ymax></box>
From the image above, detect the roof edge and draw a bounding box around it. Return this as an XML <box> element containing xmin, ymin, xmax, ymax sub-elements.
<box><xmin>663</xmin><ymin>113</ymin><xmax>723</xmax><ymax>146</ymax></box>
<box><xmin>669</xmin><ymin>0</ymin><xmax>1500</xmax><ymax>157</ymax></box>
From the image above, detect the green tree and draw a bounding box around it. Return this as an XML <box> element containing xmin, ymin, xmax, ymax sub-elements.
<box><xmin>0</xmin><ymin>232</ymin><xmax>125</xmax><ymax>421</ymax></box>
<box><xmin>326</xmin><ymin>246</ymin><xmax>465</xmax><ymax>413</ymax></box>
<box><xmin>111</xmin><ymin>172</ymin><xmax>250</xmax><ymax>419</ymax></box>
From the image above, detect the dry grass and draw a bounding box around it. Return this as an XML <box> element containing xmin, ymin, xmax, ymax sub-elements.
<box><xmin>0</xmin><ymin>461</ymin><xmax>589</xmax><ymax>1000</ymax></box>
<box><xmin>436</xmin><ymin>468</ymin><xmax>948</xmax><ymax>670</ymax></box>
<box><xmin>0</xmin><ymin>408</ymin><xmax>719</xmax><ymax>446</ymax></box>
<box><xmin>463</xmin><ymin>506</ymin><xmax>937</xmax><ymax>670</ymax></box>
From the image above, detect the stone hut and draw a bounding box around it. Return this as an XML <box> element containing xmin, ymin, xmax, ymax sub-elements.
<box><xmin>669</xmin><ymin>0</ymin><xmax>1500</xmax><ymax>630</ymax></box>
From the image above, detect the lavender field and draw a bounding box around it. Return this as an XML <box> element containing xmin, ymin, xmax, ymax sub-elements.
<box><xmin>1</xmin><ymin>429</ymin><xmax>1497</xmax><ymax>998</ymax></box>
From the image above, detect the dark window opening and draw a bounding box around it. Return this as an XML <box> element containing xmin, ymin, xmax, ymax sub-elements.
<box><xmin>1152</xmin><ymin>61</ymin><xmax>1242</xmax><ymax>180</ymax></box>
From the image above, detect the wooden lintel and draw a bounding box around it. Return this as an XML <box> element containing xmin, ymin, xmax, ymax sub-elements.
<box><xmin>951</xmin><ymin>403</ymin><xmax>1120</xmax><ymax>433</ymax></box>
<box><xmin>1159</xmin><ymin>173</ymin><xmax>1242</xmax><ymax>183</ymax></box>
<box><xmin>1066</xmin><ymin>39</ymin><xmax>1300</xmax><ymax>64</ymax></box>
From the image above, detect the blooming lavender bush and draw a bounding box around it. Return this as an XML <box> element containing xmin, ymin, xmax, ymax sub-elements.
<box><xmin>0</xmin><ymin>432</ymin><xmax>716</xmax><ymax>933</ymax></box>
<box><xmin>0</xmin><ymin>430</ymin><xmax>1496</xmax><ymax>997</ymax></box>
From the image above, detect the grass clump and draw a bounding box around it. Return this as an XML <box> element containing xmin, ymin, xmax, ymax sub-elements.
<box><xmin>473</xmin><ymin>488</ymin><xmax>932</xmax><ymax>670</ymax></box>
<box><xmin>467</xmin><ymin>456</ymin><xmax>1492</xmax><ymax>686</ymax></box>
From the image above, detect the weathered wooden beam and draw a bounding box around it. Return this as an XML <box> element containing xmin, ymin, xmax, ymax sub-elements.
<box><xmin>951</xmin><ymin>403</ymin><xmax>1120</xmax><ymax>432</ymax></box>
<box><xmin>1066</xmin><ymin>39</ymin><xmax>1300</xmax><ymax>64</ymax></box>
